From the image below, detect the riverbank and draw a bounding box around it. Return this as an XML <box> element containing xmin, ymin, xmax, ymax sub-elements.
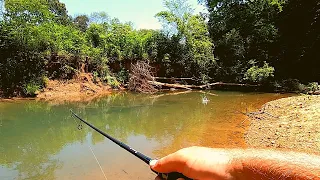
<box><xmin>37</xmin><ymin>73</ymin><xmax>113</xmax><ymax>103</ymax></box>
<box><xmin>245</xmin><ymin>95</ymin><xmax>320</xmax><ymax>154</ymax></box>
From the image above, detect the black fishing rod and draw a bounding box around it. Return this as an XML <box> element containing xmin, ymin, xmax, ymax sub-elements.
<box><xmin>71</xmin><ymin>110</ymin><xmax>192</xmax><ymax>180</ymax></box>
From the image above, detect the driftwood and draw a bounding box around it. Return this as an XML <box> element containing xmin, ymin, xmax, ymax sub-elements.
<box><xmin>153</xmin><ymin>77</ymin><xmax>195</xmax><ymax>80</ymax></box>
<box><xmin>148</xmin><ymin>81</ymin><xmax>258</xmax><ymax>90</ymax></box>
<box><xmin>128</xmin><ymin>61</ymin><xmax>158</xmax><ymax>93</ymax></box>
<box><xmin>148</xmin><ymin>81</ymin><xmax>195</xmax><ymax>90</ymax></box>
<box><xmin>129</xmin><ymin>64</ymin><xmax>259</xmax><ymax>93</ymax></box>
<box><xmin>198</xmin><ymin>82</ymin><xmax>259</xmax><ymax>89</ymax></box>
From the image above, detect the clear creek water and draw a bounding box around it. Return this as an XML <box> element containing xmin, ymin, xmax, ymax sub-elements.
<box><xmin>0</xmin><ymin>91</ymin><xmax>289</xmax><ymax>180</ymax></box>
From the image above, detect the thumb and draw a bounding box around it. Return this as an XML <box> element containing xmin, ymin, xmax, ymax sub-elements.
<box><xmin>150</xmin><ymin>159</ymin><xmax>158</xmax><ymax>168</ymax></box>
<box><xmin>149</xmin><ymin>154</ymin><xmax>186</xmax><ymax>173</ymax></box>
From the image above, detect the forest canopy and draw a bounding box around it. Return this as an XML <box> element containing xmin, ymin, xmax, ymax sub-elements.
<box><xmin>0</xmin><ymin>0</ymin><xmax>319</xmax><ymax>97</ymax></box>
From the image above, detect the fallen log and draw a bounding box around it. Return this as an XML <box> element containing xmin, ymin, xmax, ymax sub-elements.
<box><xmin>148</xmin><ymin>81</ymin><xmax>195</xmax><ymax>90</ymax></box>
<box><xmin>199</xmin><ymin>82</ymin><xmax>259</xmax><ymax>89</ymax></box>
<box><xmin>148</xmin><ymin>80</ymin><xmax>259</xmax><ymax>90</ymax></box>
<box><xmin>153</xmin><ymin>77</ymin><xmax>195</xmax><ymax>80</ymax></box>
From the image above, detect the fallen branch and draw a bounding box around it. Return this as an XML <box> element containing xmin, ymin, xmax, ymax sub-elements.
<box><xmin>148</xmin><ymin>81</ymin><xmax>258</xmax><ymax>90</ymax></box>
<box><xmin>148</xmin><ymin>81</ymin><xmax>194</xmax><ymax>90</ymax></box>
<box><xmin>129</xmin><ymin>61</ymin><xmax>158</xmax><ymax>93</ymax></box>
<box><xmin>153</xmin><ymin>77</ymin><xmax>195</xmax><ymax>80</ymax></box>
<box><xmin>199</xmin><ymin>82</ymin><xmax>259</xmax><ymax>89</ymax></box>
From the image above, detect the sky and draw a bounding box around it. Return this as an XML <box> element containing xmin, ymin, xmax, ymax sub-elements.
<box><xmin>60</xmin><ymin>0</ymin><xmax>207</xmax><ymax>30</ymax></box>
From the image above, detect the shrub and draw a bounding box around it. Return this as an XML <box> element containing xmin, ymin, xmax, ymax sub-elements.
<box><xmin>92</xmin><ymin>71</ymin><xmax>99</xmax><ymax>83</ymax></box>
<box><xmin>306</xmin><ymin>82</ymin><xmax>319</xmax><ymax>92</ymax></box>
<box><xmin>244</xmin><ymin>62</ymin><xmax>275</xmax><ymax>83</ymax></box>
<box><xmin>106</xmin><ymin>76</ymin><xmax>120</xmax><ymax>88</ymax></box>
<box><xmin>116</xmin><ymin>68</ymin><xmax>129</xmax><ymax>84</ymax></box>
<box><xmin>24</xmin><ymin>82</ymin><xmax>41</xmax><ymax>97</ymax></box>
<box><xmin>42</xmin><ymin>76</ymin><xmax>49</xmax><ymax>87</ymax></box>
<box><xmin>278</xmin><ymin>79</ymin><xmax>305</xmax><ymax>92</ymax></box>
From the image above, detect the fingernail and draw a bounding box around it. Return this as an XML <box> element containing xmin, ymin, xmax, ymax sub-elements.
<box><xmin>150</xmin><ymin>160</ymin><xmax>158</xmax><ymax>166</ymax></box>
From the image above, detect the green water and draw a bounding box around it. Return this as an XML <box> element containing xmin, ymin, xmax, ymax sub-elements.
<box><xmin>0</xmin><ymin>91</ymin><xmax>289</xmax><ymax>180</ymax></box>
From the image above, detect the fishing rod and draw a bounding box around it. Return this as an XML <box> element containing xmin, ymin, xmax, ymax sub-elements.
<box><xmin>71</xmin><ymin>110</ymin><xmax>192</xmax><ymax>180</ymax></box>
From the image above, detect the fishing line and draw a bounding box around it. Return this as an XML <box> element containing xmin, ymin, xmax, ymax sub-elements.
<box><xmin>71</xmin><ymin>110</ymin><xmax>193</xmax><ymax>180</ymax></box>
<box><xmin>70</xmin><ymin>111</ymin><xmax>108</xmax><ymax>180</ymax></box>
<box><xmin>88</xmin><ymin>144</ymin><xmax>108</xmax><ymax>180</ymax></box>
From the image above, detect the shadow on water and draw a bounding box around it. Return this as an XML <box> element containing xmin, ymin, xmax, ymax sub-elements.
<box><xmin>0</xmin><ymin>91</ymin><xmax>290</xmax><ymax>180</ymax></box>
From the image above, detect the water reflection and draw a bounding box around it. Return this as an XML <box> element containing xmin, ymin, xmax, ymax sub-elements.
<box><xmin>0</xmin><ymin>91</ymin><xmax>289</xmax><ymax>179</ymax></box>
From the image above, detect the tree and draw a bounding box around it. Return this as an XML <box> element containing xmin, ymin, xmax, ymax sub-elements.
<box><xmin>0</xmin><ymin>0</ymin><xmax>85</xmax><ymax>96</ymax></box>
<box><xmin>73</xmin><ymin>15</ymin><xmax>89</xmax><ymax>32</ymax></box>
<box><xmin>156</xmin><ymin>0</ymin><xmax>214</xmax><ymax>81</ymax></box>
<box><xmin>274</xmin><ymin>0</ymin><xmax>320</xmax><ymax>82</ymax></box>
<box><xmin>89</xmin><ymin>11</ymin><xmax>110</xmax><ymax>24</ymax></box>
<box><xmin>203</xmin><ymin>0</ymin><xmax>281</xmax><ymax>82</ymax></box>
<box><xmin>0</xmin><ymin>0</ymin><xmax>4</xmax><ymax>18</ymax></box>
<box><xmin>4</xmin><ymin>0</ymin><xmax>55</xmax><ymax>24</ymax></box>
<box><xmin>48</xmin><ymin>0</ymin><xmax>71</xmax><ymax>25</ymax></box>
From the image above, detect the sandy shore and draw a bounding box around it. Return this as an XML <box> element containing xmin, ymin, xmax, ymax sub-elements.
<box><xmin>245</xmin><ymin>95</ymin><xmax>320</xmax><ymax>154</ymax></box>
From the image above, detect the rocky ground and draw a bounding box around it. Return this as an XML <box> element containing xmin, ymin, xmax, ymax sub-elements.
<box><xmin>245</xmin><ymin>95</ymin><xmax>320</xmax><ymax>154</ymax></box>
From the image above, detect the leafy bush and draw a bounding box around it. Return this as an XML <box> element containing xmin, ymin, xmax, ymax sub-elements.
<box><xmin>42</xmin><ymin>76</ymin><xmax>49</xmax><ymax>87</ymax></box>
<box><xmin>116</xmin><ymin>68</ymin><xmax>129</xmax><ymax>84</ymax></box>
<box><xmin>106</xmin><ymin>76</ymin><xmax>120</xmax><ymax>88</ymax></box>
<box><xmin>277</xmin><ymin>79</ymin><xmax>305</xmax><ymax>92</ymax></box>
<box><xmin>244</xmin><ymin>62</ymin><xmax>275</xmax><ymax>83</ymax></box>
<box><xmin>306</xmin><ymin>82</ymin><xmax>319</xmax><ymax>92</ymax></box>
<box><xmin>92</xmin><ymin>71</ymin><xmax>99</xmax><ymax>83</ymax></box>
<box><xmin>23</xmin><ymin>82</ymin><xmax>41</xmax><ymax>97</ymax></box>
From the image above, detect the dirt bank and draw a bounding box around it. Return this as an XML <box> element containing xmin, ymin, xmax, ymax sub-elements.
<box><xmin>37</xmin><ymin>73</ymin><xmax>113</xmax><ymax>103</ymax></box>
<box><xmin>245</xmin><ymin>95</ymin><xmax>320</xmax><ymax>154</ymax></box>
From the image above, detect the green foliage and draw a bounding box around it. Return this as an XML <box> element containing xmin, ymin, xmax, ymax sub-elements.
<box><xmin>277</xmin><ymin>79</ymin><xmax>304</xmax><ymax>92</ymax></box>
<box><xmin>92</xmin><ymin>71</ymin><xmax>99</xmax><ymax>83</ymax></box>
<box><xmin>275</xmin><ymin>0</ymin><xmax>320</xmax><ymax>81</ymax></box>
<box><xmin>204</xmin><ymin>0</ymin><xmax>281</xmax><ymax>82</ymax></box>
<box><xmin>89</xmin><ymin>12</ymin><xmax>110</xmax><ymax>24</ymax></box>
<box><xmin>155</xmin><ymin>0</ymin><xmax>214</xmax><ymax>81</ymax></box>
<box><xmin>23</xmin><ymin>82</ymin><xmax>40</xmax><ymax>97</ymax></box>
<box><xmin>0</xmin><ymin>23</ymin><xmax>45</xmax><ymax>96</ymax></box>
<box><xmin>1</xmin><ymin>0</ymin><xmax>319</xmax><ymax>96</ymax></box>
<box><xmin>4</xmin><ymin>0</ymin><xmax>54</xmax><ymax>24</ymax></box>
<box><xmin>306</xmin><ymin>82</ymin><xmax>320</xmax><ymax>92</ymax></box>
<box><xmin>106</xmin><ymin>75</ymin><xmax>120</xmax><ymax>88</ymax></box>
<box><xmin>73</xmin><ymin>15</ymin><xmax>89</xmax><ymax>32</ymax></box>
<box><xmin>116</xmin><ymin>68</ymin><xmax>129</xmax><ymax>84</ymax></box>
<box><xmin>0</xmin><ymin>0</ymin><xmax>79</xmax><ymax>96</ymax></box>
<box><xmin>48</xmin><ymin>0</ymin><xmax>71</xmax><ymax>25</ymax></box>
<box><xmin>33</xmin><ymin>22</ymin><xmax>87</xmax><ymax>53</ymax></box>
<box><xmin>244</xmin><ymin>62</ymin><xmax>275</xmax><ymax>83</ymax></box>
<box><xmin>42</xmin><ymin>76</ymin><xmax>49</xmax><ymax>87</ymax></box>
<box><xmin>203</xmin><ymin>0</ymin><xmax>320</xmax><ymax>84</ymax></box>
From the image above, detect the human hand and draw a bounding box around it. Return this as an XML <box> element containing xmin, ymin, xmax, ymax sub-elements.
<box><xmin>149</xmin><ymin>146</ymin><xmax>237</xmax><ymax>180</ymax></box>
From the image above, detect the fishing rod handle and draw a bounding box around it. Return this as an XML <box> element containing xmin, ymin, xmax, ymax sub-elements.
<box><xmin>159</xmin><ymin>172</ymin><xmax>193</xmax><ymax>180</ymax></box>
